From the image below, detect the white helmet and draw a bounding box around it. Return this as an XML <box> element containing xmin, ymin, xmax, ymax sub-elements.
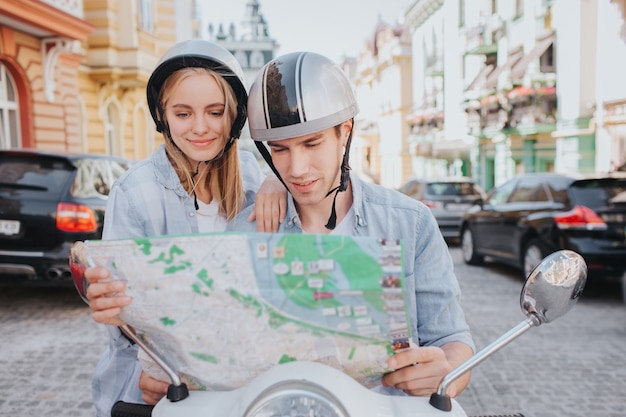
<box><xmin>147</xmin><ymin>39</ymin><xmax>248</xmax><ymax>139</ymax></box>
<box><xmin>248</xmin><ymin>52</ymin><xmax>359</xmax><ymax>230</ymax></box>
<box><xmin>248</xmin><ymin>51</ymin><xmax>359</xmax><ymax>141</ymax></box>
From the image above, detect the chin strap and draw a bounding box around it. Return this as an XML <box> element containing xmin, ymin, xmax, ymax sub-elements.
<box><xmin>191</xmin><ymin>161</ymin><xmax>201</xmax><ymax>210</ymax></box>
<box><xmin>324</xmin><ymin>185</ymin><xmax>341</xmax><ymax>230</ymax></box>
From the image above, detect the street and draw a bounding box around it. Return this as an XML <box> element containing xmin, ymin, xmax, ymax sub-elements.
<box><xmin>0</xmin><ymin>246</ymin><xmax>625</xmax><ymax>417</ymax></box>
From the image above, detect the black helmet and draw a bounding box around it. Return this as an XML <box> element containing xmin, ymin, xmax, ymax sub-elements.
<box><xmin>248</xmin><ymin>51</ymin><xmax>359</xmax><ymax>141</ymax></box>
<box><xmin>147</xmin><ymin>39</ymin><xmax>248</xmax><ymax>139</ymax></box>
<box><xmin>248</xmin><ymin>52</ymin><xmax>359</xmax><ymax>230</ymax></box>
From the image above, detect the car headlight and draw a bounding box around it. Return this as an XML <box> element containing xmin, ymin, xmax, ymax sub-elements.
<box><xmin>244</xmin><ymin>380</ymin><xmax>349</xmax><ymax>417</ymax></box>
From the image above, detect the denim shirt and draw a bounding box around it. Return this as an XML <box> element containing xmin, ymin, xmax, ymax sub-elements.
<box><xmin>230</xmin><ymin>174</ymin><xmax>475</xmax><ymax>395</ymax></box>
<box><xmin>92</xmin><ymin>145</ymin><xmax>263</xmax><ymax>417</ymax></box>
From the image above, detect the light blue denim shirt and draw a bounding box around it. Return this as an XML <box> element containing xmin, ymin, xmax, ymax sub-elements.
<box><xmin>230</xmin><ymin>174</ymin><xmax>475</xmax><ymax>395</ymax></box>
<box><xmin>92</xmin><ymin>144</ymin><xmax>263</xmax><ymax>417</ymax></box>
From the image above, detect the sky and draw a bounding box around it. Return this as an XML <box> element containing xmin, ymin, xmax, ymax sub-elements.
<box><xmin>200</xmin><ymin>0</ymin><xmax>414</xmax><ymax>63</ymax></box>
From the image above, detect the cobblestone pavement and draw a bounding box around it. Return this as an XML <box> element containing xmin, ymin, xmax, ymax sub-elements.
<box><xmin>451</xmin><ymin>246</ymin><xmax>626</xmax><ymax>417</ymax></box>
<box><xmin>0</xmin><ymin>246</ymin><xmax>625</xmax><ymax>417</ymax></box>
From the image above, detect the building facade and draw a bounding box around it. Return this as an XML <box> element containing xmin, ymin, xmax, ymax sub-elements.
<box><xmin>351</xmin><ymin>20</ymin><xmax>414</xmax><ymax>189</ymax></box>
<box><xmin>205</xmin><ymin>0</ymin><xmax>278</xmax><ymax>89</ymax></box>
<box><xmin>353</xmin><ymin>0</ymin><xmax>626</xmax><ymax>191</ymax></box>
<box><xmin>0</xmin><ymin>0</ymin><xmax>93</xmax><ymax>151</ymax></box>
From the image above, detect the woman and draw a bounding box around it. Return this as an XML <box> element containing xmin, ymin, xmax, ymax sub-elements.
<box><xmin>85</xmin><ymin>39</ymin><xmax>284</xmax><ymax>417</ymax></box>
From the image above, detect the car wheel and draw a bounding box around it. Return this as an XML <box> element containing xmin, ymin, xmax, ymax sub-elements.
<box><xmin>461</xmin><ymin>227</ymin><xmax>484</xmax><ymax>265</ymax></box>
<box><xmin>523</xmin><ymin>239</ymin><xmax>546</xmax><ymax>279</ymax></box>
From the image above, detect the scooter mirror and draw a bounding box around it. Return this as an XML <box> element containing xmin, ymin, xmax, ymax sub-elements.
<box><xmin>520</xmin><ymin>249</ymin><xmax>587</xmax><ymax>325</ymax></box>
<box><xmin>430</xmin><ymin>249</ymin><xmax>587</xmax><ymax>412</ymax></box>
<box><xmin>69</xmin><ymin>241</ymin><xmax>91</xmax><ymax>305</ymax></box>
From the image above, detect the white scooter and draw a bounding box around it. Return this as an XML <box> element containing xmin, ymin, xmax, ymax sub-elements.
<box><xmin>72</xmin><ymin>249</ymin><xmax>586</xmax><ymax>417</ymax></box>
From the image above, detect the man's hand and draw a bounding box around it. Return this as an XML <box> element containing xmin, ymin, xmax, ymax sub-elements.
<box><xmin>249</xmin><ymin>174</ymin><xmax>286</xmax><ymax>232</ymax></box>
<box><xmin>85</xmin><ymin>266</ymin><xmax>131</xmax><ymax>326</ymax></box>
<box><xmin>382</xmin><ymin>342</ymin><xmax>473</xmax><ymax>397</ymax></box>
<box><xmin>139</xmin><ymin>371</ymin><xmax>169</xmax><ymax>405</ymax></box>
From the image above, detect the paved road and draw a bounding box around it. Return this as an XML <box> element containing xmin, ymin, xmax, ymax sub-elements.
<box><xmin>0</xmin><ymin>246</ymin><xmax>625</xmax><ymax>417</ymax></box>
<box><xmin>451</xmin><ymin>246</ymin><xmax>626</xmax><ymax>417</ymax></box>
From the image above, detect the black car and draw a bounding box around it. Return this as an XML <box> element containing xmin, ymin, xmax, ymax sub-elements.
<box><xmin>0</xmin><ymin>149</ymin><xmax>131</xmax><ymax>285</ymax></box>
<box><xmin>398</xmin><ymin>177</ymin><xmax>486</xmax><ymax>240</ymax></box>
<box><xmin>460</xmin><ymin>172</ymin><xmax>626</xmax><ymax>301</ymax></box>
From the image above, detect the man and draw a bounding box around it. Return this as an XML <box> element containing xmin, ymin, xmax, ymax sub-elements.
<box><xmin>228</xmin><ymin>51</ymin><xmax>475</xmax><ymax>397</ymax></box>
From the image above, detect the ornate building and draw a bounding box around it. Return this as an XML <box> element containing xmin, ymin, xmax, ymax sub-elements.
<box><xmin>205</xmin><ymin>0</ymin><xmax>278</xmax><ymax>88</ymax></box>
<box><xmin>350</xmin><ymin>19</ymin><xmax>413</xmax><ymax>188</ymax></box>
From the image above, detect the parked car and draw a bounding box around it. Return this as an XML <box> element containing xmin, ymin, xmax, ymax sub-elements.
<box><xmin>0</xmin><ymin>149</ymin><xmax>132</xmax><ymax>285</ymax></box>
<box><xmin>398</xmin><ymin>177</ymin><xmax>486</xmax><ymax>240</ymax></box>
<box><xmin>460</xmin><ymin>172</ymin><xmax>626</xmax><ymax>302</ymax></box>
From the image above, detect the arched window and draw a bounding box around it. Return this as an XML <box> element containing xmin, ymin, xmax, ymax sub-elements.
<box><xmin>139</xmin><ymin>0</ymin><xmax>154</xmax><ymax>32</ymax></box>
<box><xmin>0</xmin><ymin>63</ymin><xmax>20</xmax><ymax>149</ymax></box>
<box><xmin>106</xmin><ymin>103</ymin><xmax>121</xmax><ymax>156</ymax></box>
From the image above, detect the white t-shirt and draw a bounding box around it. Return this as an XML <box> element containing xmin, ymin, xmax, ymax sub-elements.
<box><xmin>196</xmin><ymin>199</ymin><xmax>228</xmax><ymax>233</ymax></box>
<box><xmin>302</xmin><ymin>206</ymin><xmax>355</xmax><ymax>236</ymax></box>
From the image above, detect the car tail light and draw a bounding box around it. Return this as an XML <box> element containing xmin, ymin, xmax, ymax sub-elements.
<box><xmin>56</xmin><ymin>202</ymin><xmax>98</xmax><ymax>233</ymax></box>
<box><xmin>554</xmin><ymin>205</ymin><xmax>608</xmax><ymax>230</ymax></box>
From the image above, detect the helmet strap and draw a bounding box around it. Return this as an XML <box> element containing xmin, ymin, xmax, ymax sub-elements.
<box><xmin>325</xmin><ymin>119</ymin><xmax>355</xmax><ymax>230</ymax></box>
<box><xmin>191</xmin><ymin>161</ymin><xmax>201</xmax><ymax>210</ymax></box>
<box><xmin>324</xmin><ymin>186</ymin><xmax>341</xmax><ymax>230</ymax></box>
<box><xmin>254</xmin><ymin>141</ymin><xmax>288</xmax><ymax>190</ymax></box>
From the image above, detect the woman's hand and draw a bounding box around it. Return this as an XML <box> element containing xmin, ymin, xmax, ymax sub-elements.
<box><xmin>85</xmin><ymin>266</ymin><xmax>131</xmax><ymax>326</ymax></box>
<box><xmin>249</xmin><ymin>173</ymin><xmax>286</xmax><ymax>232</ymax></box>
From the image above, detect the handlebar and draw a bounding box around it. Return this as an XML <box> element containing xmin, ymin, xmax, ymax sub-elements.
<box><xmin>111</xmin><ymin>401</ymin><xmax>154</xmax><ymax>417</ymax></box>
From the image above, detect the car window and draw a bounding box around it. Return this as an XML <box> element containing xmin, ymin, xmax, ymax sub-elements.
<box><xmin>426</xmin><ymin>182</ymin><xmax>482</xmax><ymax>197</ymax></box>
<box><xmin>509</xmin><ymin>177</ymin><xmax>549</xmax><ymax>202</ymax></box>
<box><xmin>488</xmin><ymin>179</ymin><xmax>516</xmax><ymax>204</ymax></box>
<box><xmin>71</xmin><ymin>158</ymin><xmax>131</xmax><ymax>198</ymax></box>
<box><xmin>544</xmin><ymin>176</ymin><xmax>572</xmax><ymax>204</ymax></box>
<box><xmin>0</xmin><ymin>155</ymin><xmax>74</xmax><ymax>198</ymax></box>
<box><xmin>569</xmin><ymin>179</ymin><xmax>626</xmax><ymax>209</ymax></box>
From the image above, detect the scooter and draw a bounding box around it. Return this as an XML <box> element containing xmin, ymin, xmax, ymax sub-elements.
<box><xmin>71</xmin><ymin>248</ymin><xmax>586</xmax><ymax>417</ymax></box>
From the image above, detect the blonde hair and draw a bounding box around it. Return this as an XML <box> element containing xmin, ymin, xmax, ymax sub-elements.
<box><xmin>159</xmin><ymin>67</ymin><xmax>245</xmax><ymax>221</ymax></box>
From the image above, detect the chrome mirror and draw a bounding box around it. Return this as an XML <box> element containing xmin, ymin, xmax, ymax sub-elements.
<box><xmin>430</xmin><ymin>250</ymin><xmax>587</xmax><ymax>411</ymax></box>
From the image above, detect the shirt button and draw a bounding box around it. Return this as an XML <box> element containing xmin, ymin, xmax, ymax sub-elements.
<box><xmin>189</xmin><ymin>212</ymin><xmax>195</xmax><ymax>217</ymax></box>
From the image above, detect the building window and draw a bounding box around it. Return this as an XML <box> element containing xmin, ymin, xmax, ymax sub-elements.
<box><xmin>0</xmin><ymin>64</ymin><xmax>20</xmax><ymax>149</ymax></box>
<box><xmin>515</xmin><ymin>0</ymin><xmax>524</xmax><ymax>19</ymax></box>
<box><xmin>138</xmin><ymin>0</ymin><xmax>154</xmax><ymax>32</ymax></box>
<box><xmin>250</xmin><ymin>50</ymin><xmax>265</xmax><ymax>69</ymax></box>
<box><xmin>106</xmin><ymin>103</ymin><xmax>121</xmax><ymax>156</ymax></box>
<box><xmin>234</xmin><ymin>50</ymin><xmax>249</xmax><ymax>68</ymax></box>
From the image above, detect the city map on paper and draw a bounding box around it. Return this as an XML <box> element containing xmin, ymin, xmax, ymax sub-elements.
<box><xmin>78</xmin><ymin>232</ymin><xmax>411</xmax><ymax>389</ymax></box>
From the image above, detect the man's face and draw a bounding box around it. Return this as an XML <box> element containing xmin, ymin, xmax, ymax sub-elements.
<box><xmin>268</xmin><ymin>122</ymin><xmax>350</xmax><ymax>209</ymax></box>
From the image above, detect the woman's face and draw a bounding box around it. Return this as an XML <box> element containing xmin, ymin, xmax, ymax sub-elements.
<box><xmin>164</xmin><ymin>72</ymin><xmax>228</xmax><ymax>164</ymax></box>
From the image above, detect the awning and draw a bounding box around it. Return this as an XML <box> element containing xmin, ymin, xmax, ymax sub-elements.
<box><xmin>510</xmin><ymin>34</ymin><xmax>555</xmax><ymax>80</ymax></box>
<box><xmin>486</xmin><ymin>48</ymin><xmax>523</xmax><ymax>89</ymax></box>
<box><xmin>466</xmin><ymin>64</ymin><xmax>495</xmax><ymax>91</ymax></box>
<box><xmin>466</xmin><ymin>43</ymin><xmax>498</xmax><ymax>56</ymax></box>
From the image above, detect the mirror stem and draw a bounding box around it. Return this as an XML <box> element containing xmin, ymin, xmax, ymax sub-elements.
<box><xmin>120</xmin><ymin>324</ymin><xmax>189</xmax><ymax>402</ymax></box>
<box><xmin>430</xmin><ymin>316</ymin><xmax>539</xmax><ymax>411</ymax></box>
